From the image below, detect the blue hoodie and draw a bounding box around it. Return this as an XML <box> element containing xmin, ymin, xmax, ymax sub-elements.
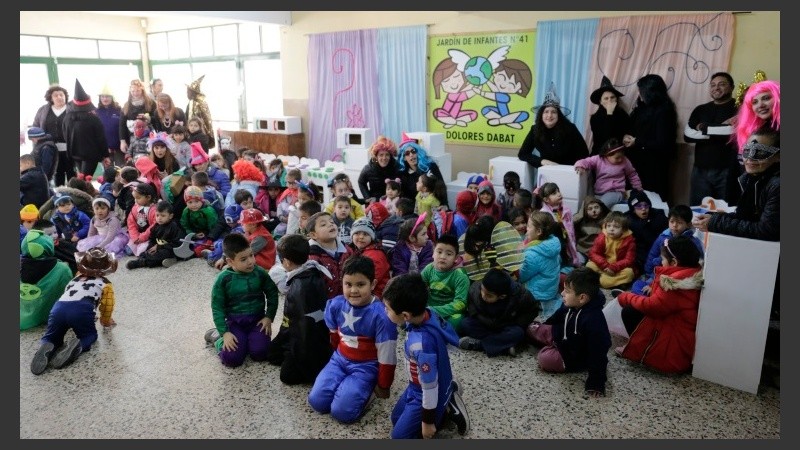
<box><xmin>545</xmin><ymin>290</ymin><xmax>611</xmax><ymax>394</ymax></box>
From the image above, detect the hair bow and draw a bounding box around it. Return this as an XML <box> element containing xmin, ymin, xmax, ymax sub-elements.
<box><xmin>174</xmin><ymin>120</ymin><xmax>184</xmax><ymax>126</ymax></box>
<box><xmin>385</xmin><ymin>178</ymin><xmax>400</xmax><ymax>184</ymax></box>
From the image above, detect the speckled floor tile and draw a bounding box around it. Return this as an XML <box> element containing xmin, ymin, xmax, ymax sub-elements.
<box><xmin>20</xmin><ymin>258</ymin><xmax>780</xmax><ymax>439</ymax></box>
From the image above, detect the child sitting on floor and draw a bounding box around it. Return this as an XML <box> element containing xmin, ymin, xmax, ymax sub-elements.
<box><xmin>527</xmin><ymin>267</ymin><xmax>611</xmax><ymax>398</ymax></box>
<box><xmin>420</xmin><ymin>234</ymin><xmax>470</xmax><ymax>330</ymax></box>
<box><xmin>615</xmin><ymin>235</ymin><xmax>704</xmax><ymax>374</ymax></box>
<box><xmin>458</xmin><ymin>268</ymin><xmax>538</xmax><ymax>357</ymax></box>
<box><xmin>586</xmin><ymin>211</ymin><xmax>637</xmax><ymax>289</ymax></box>
<box><xmin>391</xmin><ymin>214</ymin><xmax>434</xmax><ymax>276</ymax></box>
<box><xmin>308</xmin><ymin>256</ymin><xmax>398</xmax><ymax>424</ymax></box>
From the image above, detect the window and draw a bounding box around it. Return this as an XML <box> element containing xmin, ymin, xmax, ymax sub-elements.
<box><xmin>238</xmin><ymin>24</ymin><xmax>261</xmax><ymax>55</ymax></box>
<box><xmin>20</xmin><ymin>35</ymin><xmax>49</xmax><ymax>57</ymax></box>
<box><xmin>168</xmin><ymin>30</ymin><xmax>190</xmax><ymax>59</ymax></box>
<box><xmin>50</xmin><ymin>37</ymin><xmax>99</xmax><ymax>58</ymax></box>
<box><xmin>147</xmin><ymin>24</ymin><xmax>282</xmax><ymax>136</ymax></box>
<box><xmin>147</xmin><ymin>33</ymin><xmax>169</xmax><ymax>60</ymax></box>
<box><xmin>189</xmin><ymin>28</ymin><xmax>213</xmax><ymax>58</ymax></box>
<box><xmin>19</xmin><ymin>35</ymin><xmax>144</xmax><ymax>148</ymax></box>
<box><xmin>213</xmin><ymin>25</ymin><xmax>238</xmax><ymax>56</ymax></box>
<box><xmin>98</xmin><ymin>40</ymin><xmax>141</xmax><ymax>60</ymax></box>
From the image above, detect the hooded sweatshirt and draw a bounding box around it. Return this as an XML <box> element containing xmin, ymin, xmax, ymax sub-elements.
<box><xmin>545</xmin><ymin>289</ymin><xmax>611</xmax><ymax>394</ymax></box>
<box><xmin>475</xmin><ymin>180</ymin><xmax>501</xmax><ymax>223</ymax></box>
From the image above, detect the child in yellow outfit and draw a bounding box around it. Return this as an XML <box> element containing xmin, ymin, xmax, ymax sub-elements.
<box><xmin>585</xmin><ymin>212</ymin><xmax>637</xmax><ymax>289</ymax></box>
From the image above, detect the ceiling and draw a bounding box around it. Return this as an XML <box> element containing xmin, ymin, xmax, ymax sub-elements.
<box><xmin>87</xmin><ymin>11</ymin><xmax>291</xmax><ymax>26</ymax></box>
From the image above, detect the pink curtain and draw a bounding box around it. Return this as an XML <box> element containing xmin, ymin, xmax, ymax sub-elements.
<box><xmin>583</xmin><ymin>13</ymin><xmax>734</xmax><ymax>145</ymax></box>
<box><xmin>308</xmin><ymin>29</ymin><xmax>381</xmax><ymax>163</ymax></box>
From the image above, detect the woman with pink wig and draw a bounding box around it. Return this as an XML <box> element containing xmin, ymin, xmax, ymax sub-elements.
<box><xmin>735</xmin><ymin>80</ymin><xmax>780</xmax><ymax>151</ymax></box>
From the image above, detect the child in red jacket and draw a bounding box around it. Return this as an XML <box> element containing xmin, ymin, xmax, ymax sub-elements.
<box><xmin>585</xmin><ymin>211</ymin><xmax>636</xmax><ymax>289</ymax></box>
<box><xmin>306</xmin><ymin>211</ymin><xmax>355</xmax><ymax>299</ymax></box>
<box><xmin>614</xmin><ymin>235</ymin><xmax>704</xmax><ymax>374</ymax></box>
<box><xmin>216</xmin><ymin>208</ymin><xmax>276</xmax><ymax>271</ymax></box>
<box><xmin>348</xmin><ymin>218</ymin><xmax>390</xmax><ymax>298</ymax></box>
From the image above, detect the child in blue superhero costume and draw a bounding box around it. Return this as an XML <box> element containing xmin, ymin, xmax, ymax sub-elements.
<box><xmin>308</xmin><ymin>256</ymin><xmax>397</xmax><ymax>423</ymax></box>
<box><xmin>382</xmin><ymin>272</ymin><xmax>471</xmax><ymax>438</ymax></box>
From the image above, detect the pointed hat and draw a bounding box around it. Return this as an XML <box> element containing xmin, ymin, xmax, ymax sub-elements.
<box><xmin>187</xmin><ymin>75</ymin><xmax>206</xmax><ymax>94</ymax></box>
<box><xmin>590</xmin><ymin>75</ymin><xmax>625</xmax><ymax>105</ymax></box>
<box><xmin>532</xmin><ymin>82</ymin><xmax>571</xmax><ymax>117</ymax></box>
<box><xmin>72</xmin><ymin>79</ymin><xmax>94</xmax><ymax>109</ymax></box>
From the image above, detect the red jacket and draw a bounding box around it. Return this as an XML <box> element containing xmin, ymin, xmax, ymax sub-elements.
<box><xmin>246</xmin><ymin>225</ymin><xmax>276</xmax><ymax>271</ymax></box>
<box><xmin>309</xmin><ymin>239</ymin><xmax>355</xmax><ymax>300</ymax></box>
<box><xmin>617</xmin><ymin>265</ymin><xmax>704</xmax><ymax>374</ymax></box>
<box><xmin>588</xmin><ymin>230</ymin><xmax>637</xmax><ymax>274</ymax></box>
<box><xmin>349</xmin><ymin>241</ymin><xmax>390</xmax><ymax>298</ymax></box>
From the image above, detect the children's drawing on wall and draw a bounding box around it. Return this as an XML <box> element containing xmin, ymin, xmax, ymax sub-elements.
<box><xmin>473</xmin><ymin>58</ymin><xmax>532</xmax><ymax>129</ymax></box>
<box><xmin>431</xmin><ymin>57</ymin><xmax>479</xmax><ymax>129</ymax></box>
<box><xmin>428</xmin><ymin>31</ymin><xmax>536</xmax><ymax>147</ymax></box>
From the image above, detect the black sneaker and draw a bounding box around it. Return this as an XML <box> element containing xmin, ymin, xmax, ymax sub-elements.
<box><xmin>458</xmin><ymin>336</ymin><xmax>482</xmax><ymax>351</ymax></box>
<box><xmin>30</xmin><ymin>342</ymin><xmax>56</xmax><ymax>375</ymax></box>
<box><xmin>447</xmin><ymin>391</ymin><xmax>470</xmax><ymax>435</ymax></box>
<box><xmin>126</xmin><ymin>259</ymin><xmax>144</xmax><ymax>270</ymax></box>
<box><xmin>204</xmin><ymin>328</ymin><xmax>220</xmax><ymax>345</ymax></box>
<box><xmin>50</xmin><ymin>338</ymin><xmax>83</xmax><ymax>369</ymax></box>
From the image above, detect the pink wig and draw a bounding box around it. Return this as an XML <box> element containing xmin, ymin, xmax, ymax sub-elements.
<box><xmin>736</xmin><ymin>80</ymin><xmax>780</xmax><ymax>151</ymax></box>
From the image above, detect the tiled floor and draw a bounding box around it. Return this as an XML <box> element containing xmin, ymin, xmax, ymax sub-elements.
<box><xmin>19</xmin><ymin>257</ymin><xmax>780</xmax><ymax>439</ymax></box>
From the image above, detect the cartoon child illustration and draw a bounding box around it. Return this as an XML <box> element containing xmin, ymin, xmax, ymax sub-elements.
<box><xmin>475</xmin><ymin>58</ymin><xmax>532</xmax><ymax>129</ymax></box>
<box><xmin>432</xmin><ymin>56</ymin><xmax>479</xmax><ymax>129</ymax></box>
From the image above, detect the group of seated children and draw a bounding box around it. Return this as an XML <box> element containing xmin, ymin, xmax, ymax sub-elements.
<box><xmin>22</xmin><ymin>137</ymin><xmax>712</xmax><ymax>438</ymax></box>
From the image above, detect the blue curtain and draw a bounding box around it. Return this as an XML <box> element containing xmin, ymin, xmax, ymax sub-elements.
<box><xmin>534</xmin><ymin>19</ymin><xmax>598</xmax><ymax>136</ymax></box>
<box><xmin>377</xmin><ymin>25</ymin><xmax>427</xmax><ymax>144</ymax></box>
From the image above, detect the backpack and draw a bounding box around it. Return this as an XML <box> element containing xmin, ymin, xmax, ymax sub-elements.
<box><xmin>432</xmin><ymin>209</ymin><xmax>456</xmax><ymax>239</ymax></box>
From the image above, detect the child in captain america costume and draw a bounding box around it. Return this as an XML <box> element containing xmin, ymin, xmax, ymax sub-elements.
<box><xmin>382</xmin><ymin>273</ymin><xmax>471</xmax><ymax>438</ymax></box>
<box><xmin>308</xmin><ymin>256</ymin><xmax>398</xmax><ymax>423</ymax></box>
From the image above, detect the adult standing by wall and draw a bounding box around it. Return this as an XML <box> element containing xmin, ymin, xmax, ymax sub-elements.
<box><xmin>153</xmin><ymin>93</ymin><xmax>186</xmax><ymax>135</ymax></box>
<box><xmin>185</xmin><ymin>75</ymin><xmax>215</xmax><ymax>150</ymax></box>
<box><xmin>119</xmin><ymin>79</ymin><xmax>157</xmax><ymax>158</ymax></box>
<box><xmin>588</xmin><ymin>76</ymin><xmax>630</xmax><ymax>156</ymax></box>
<box><xmin>149</xmin><ymin>78</ymin><xmax>163</xmax><ymax>101</ymax></box>
<box><xmin>623</xmin><ymin>74</ymin><xmax>678</xmax><ymax>203</ymax></box>
<box><xmin>62</xmin><ymin>79</ymin><xmax>108</xmax><ymax>180</ymax></box>
<box><xmin>357</xmin><ymin>136</ymin><xmax>400</xmax><ymax>205</ymax></box>
<box><xmin>517</xmin><ymin>82</ymin><xmax>589</xmax><ymax>168</ymax></box>
<box><xmin>32</xmin><ymin>84</ymin><xmax>72</xmax><ymax>186</ymax></box>
<box><xmin>396</xmin><ymin>134</ymin><xmax>445</xmax><ymax>203</ymax></box>
<box><xmin>683</xmin><ymin>72</ymin><xmax>739</xmax><ymax>206</ymax></box>
<box><xmin>95</xmin><ymin>84</ymin><xmax>123</xmax><ymax>168</ymax></box>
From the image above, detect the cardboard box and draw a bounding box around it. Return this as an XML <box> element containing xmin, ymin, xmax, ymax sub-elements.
<box><xmin>488</xmin><ymin>156</ymin><xmax>535</xmax><ymax>190</ymax></box>
<box><xmin>431</xmin><ymin>152</ymin><xmax>452</xmax><ymax>184</ymax></box>
<box><xmin>254</xmin><ymin>116</ymin><xmax>302</xmax><ymax>134</ymax></box>
<box><xmin>405</xmin><ymin>131</ymin><xmax>445</xmax><ymax>156</ymax></box>
<box><xmin>341</xmin><ymin>148</ymin><xmax>370</xmax><ymax>171</ymax></box>
<box><xmin>336</xmin><ymin>128</ymin><xmax>375</xmax><ymax>150</ymax></box>
<box><xmin>536</xmin><ymin>164</ymin><xmax>587</xmax><ymax>214</ymax></box>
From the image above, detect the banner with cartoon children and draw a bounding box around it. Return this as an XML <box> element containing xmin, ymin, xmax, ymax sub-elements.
<box><xmin>428</xmin><ymin>30</ymin><xmax>536</xmax><ymax>147</ymax></box>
